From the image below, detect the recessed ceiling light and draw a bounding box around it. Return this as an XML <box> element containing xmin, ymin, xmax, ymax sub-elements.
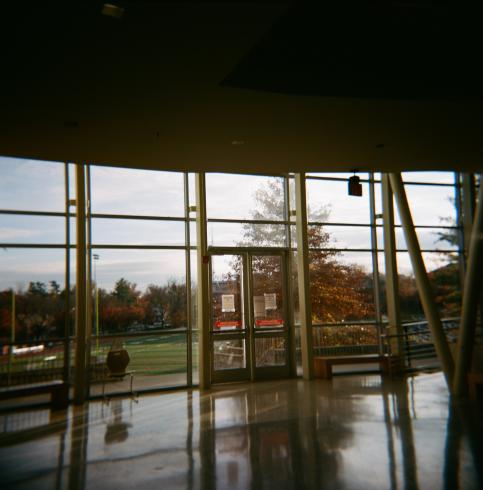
<box><xmin>102</xmin><ymin>3</ymin><xmax>125</xmax><ymax>19</ymax></box>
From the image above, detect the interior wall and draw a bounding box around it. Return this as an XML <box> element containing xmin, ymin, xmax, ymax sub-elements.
<box><xmin>1</xmin><ymin>2</ymin><xmax>482</xmax><ymax>174</ymax></box>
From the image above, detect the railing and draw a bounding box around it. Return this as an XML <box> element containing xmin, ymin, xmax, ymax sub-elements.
<box><xmin>0</xmin><ymin>339</ymin><xmax>68</xmax><ymax>388</ymax></box>
<box><xmin>0</xmin><ymin>328</ymin><xmax>191</xmax><ymax>392</ymax></box>
<box><xmin>312</xmin><ymin>322</ymin><xmax>381</xmax><ymax>357</ymax></box>
<box><xmin>384</xmin><ymin>317</ymin><xmax>483</xmax><ymax>369</ymax></box>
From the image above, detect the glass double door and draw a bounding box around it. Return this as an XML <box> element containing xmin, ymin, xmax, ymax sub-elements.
<box><xmin>210</xmin><ymin>252</ymin><xmax>290</xmax><ymax>383</ymax></box>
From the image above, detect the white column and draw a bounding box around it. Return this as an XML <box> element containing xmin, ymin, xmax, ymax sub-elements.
<box><xmin>74</xmin><ymin>163</ymin><xmax>88</xmax><ymax>404</ymax></box>
<box><xmin>195</xmin><ymin>173</ymin><xmax>211</xmax><ymax>389</ymax></box>
<box><xmin>382</xmin><ymin>174</ymin><xmax>404</xmax><ymax>368</ymax></box>
<box><xmin>294</xmin><ymin>173</ymin><xmax>314</xmax><ymax>379</ymax></box>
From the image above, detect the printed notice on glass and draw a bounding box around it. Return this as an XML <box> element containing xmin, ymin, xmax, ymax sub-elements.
<box><xmin>253</xmin><ymin>296</ymin><xmax>265</xmax><ymax>318</ymax></box>
<box><xmin>264</xmin><ymin>293</ymin><xmax>277</xmax><ymax>310</ymax></box>
<box><xmin>221</xmin><ymin>294</ymin><xmax>235</xmax><ymax>312</ymax></box>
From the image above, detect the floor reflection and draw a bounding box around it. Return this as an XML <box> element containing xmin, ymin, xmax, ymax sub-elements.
<box><xmin>104</xmin><ymin>399</ymin><xmax>132</xmax><ymax>445</ymax></box>
<box><xmin>0</xmin><ymin>372</ymin><xmax>482</xmax><ymax>489</ymax></box>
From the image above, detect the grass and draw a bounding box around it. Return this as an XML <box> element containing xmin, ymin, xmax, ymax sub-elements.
<box><xmin>1</xmin><ymin>335</ymin><xmax>198</xmax><ymax>380</ymax></box>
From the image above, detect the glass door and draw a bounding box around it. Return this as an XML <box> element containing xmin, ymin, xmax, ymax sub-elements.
<box><xmin>210</xmin><ymin>252</ymin><xmax>290</xmax><ymax>383</ymax></box>
<box><xmin>249</xmin><ymin>253</ymin><xmax>290</xmax><ymax>380</ymax></box>
<box><xmin>211</xmin><ymin>254</ymin><xmax>250</xmax><ymax>383</ymax></box>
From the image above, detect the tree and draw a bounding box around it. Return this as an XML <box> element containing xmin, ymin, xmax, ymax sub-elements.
<box><xmin>240</xmin><ymin>181</ymin><xmax>375</xmax><ymax>323</ymax></box>
<box><xmin>113</xmin><ymin>278</ymin><xmax>140</xmax><ymax>306</ymax></box>
<box><xmin>49</xmin><ymin>280</ymin><xmax>61</xmax><ymax>295</ymax></box>
<box><xmin>28</xmin><ymin>281</ymin><xmax>48</xmax><ymax>296</ymax></box>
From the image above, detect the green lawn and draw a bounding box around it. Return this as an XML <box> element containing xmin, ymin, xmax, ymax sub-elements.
<box><xmin>1</xmin><ymin>335</ymin><xmax>198</xmax><ymax>382</ymax></box>
<box><xmin>123</xmin><ymin>337</ymin><xmax>188</xmax><ymax>375</ymax></box>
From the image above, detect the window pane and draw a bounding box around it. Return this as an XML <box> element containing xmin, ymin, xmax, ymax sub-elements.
<box><xmin>213</xmin><ymin>339</ymin><xmax>246</xmax><ymax>370</ymax></box>
<box><xmin>395</xmin><ymin>185</ymin><xmax>456</xmax><ymax>226</ymax></box>
<box><xmin>374</xmin><ymin>182</ymin><xmax>383</xmax><ymax>216</ymax></box>
<box><xmin>395</xmin><ymin>252</ymin><xmax>461</xmax><ymax>320</ymax></box>
<box><xmin>306</xmin><ymin>178</ymin><xmax>370</xmax><ymax>224</ymax></box>
<box><xmin>0</xmin><ymin>249</ymin><xmax>67</xmax><ymax>342</ymax></box>
<box><xmin>188</xmin><ymin>173</ymin><xmax>196</xmax><ymax>208</ymax></box>
<box><xmin>92</xmin><ymin>249</ymin><xmax>186</xmax><ymax>335</ymax></box>
<box><xmin>89</xmin><ymin>333</ymin><xmax>187</xmax><ymax>394</ymax></box>
<box><xmin>0</xmin><ymin>157</ymin><xmax>64</xmax><ymax>212</ymax></box>
<box><xmin>0</xmin><ymin>215</ymin><xmax>65</xmax><ymax>244</ymax></box>
<box><xmin>255</xmin><ymin>337</ymin><xmax>286</xmax><ymax>366</ymax></box>
<box><xmin>189</xmin><ymin>220</ymin><xmax>197</xmax><ymax>248</ymax></box>
<box><xmin>427</xmin><ymin>254</ymin><xmax>461</xmax><ymax>318</ymax></box>
<box><xmin>313</xmin><ymin>324</ymin><xmax>379</xmax><ymax>356</ymax></box>
<box><xmin>377</xmin><ymin>227</ymin><xmax>460</xmax><ymax>251</ymax></box>
<box><xmin>403</xmin><ymin>227</ymin><xmax>458</xmax><ymax>251</ymax></box>
<box><xmin>402</xmin><ymin>171</ymin><xmax>455</xmax><ymax>184</ymax></box>
<box><xmin>309</xmin><ymin>225</ymin><xmax>372</xmax><ymax>249</ymax></box>
<box><xmin>212</xmin><ymin>255</ymin><xmax>244</xmax><ymax>331</ymax></box>
<box><xmin>252</xmin><ymin>255</ymin><xmax>284</xmax><ymax>329</ymax></box>
<box><xmin>1</xmin><ymin>339</ymin><xmax>67</xmax><ymax>390</ymax></box>
<box><xmin>207</xmin><ymin>222</ymin><xmax>287</xmax><ymax>248</ymax></box>
<box><xmin>90</xmin><ymin>166</ymin><xmax>185</xmax><ymax>217</ymax></box>
<box><xmin>206</xmin><ymin>174</ymin><xmax>285</xmax><ymax>221</ymax></box>
<box><xmin>309</xmin><ymin>250</ymin><xmax>375</xmax><ymax>323</ymax></box>
<box><xmin>91</xmin><ymin>218</ymin><xmax>185</xmax><ymax>246</ymax></box>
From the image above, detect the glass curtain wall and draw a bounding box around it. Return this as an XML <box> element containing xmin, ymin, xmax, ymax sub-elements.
<box><xmin>0</xmin><ymin>158</ymin><xmax>73</xmax><ymax>392</ymax></box>
<box><xmin>87</xmin><ymin>165</ymin><xmax>195</xmax><ymax>395</ymax></box>
<box><xmin>205</xmin><ymin>174</ymin><xmax>293</xmax><ymax>376</ymax></box>
<box><xmin>302</xmin><ymin>171</ymin><xmax>464</xmax><ymax>369</ymax></box>
<box><xmin>393</xmin><ymin>172</ymin><xmax>461</xmax><ymax>321</ymax></box>
<box><xmin>302</xmin><ymin>173</ymin><xmax>380</xmax><ymax>361</ymax></box>
<box><xmin>0</xmin><ymin>159</ymin><xmax>474</xmax><ymax>399</ymax></box>
<box><xmin>0</xmin><ymin>158</ymin><xmax>197</xmax><ymax>401</ymax></box>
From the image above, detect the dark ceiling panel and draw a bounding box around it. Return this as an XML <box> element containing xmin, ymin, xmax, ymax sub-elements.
<box><xmin>223</xmin><ymin>1</ymin><xmax>483</xmax><ymax>99</ymax></box>
<box><xmin>0</xmin><ymin>1</ymin><xmax>482</xmax><ymax>173</ymax></box>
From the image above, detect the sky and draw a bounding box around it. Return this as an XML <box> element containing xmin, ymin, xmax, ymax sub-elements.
<box><xmin>0</xmin><ymin>156</ymin><xmax>459</xmax><ymax>292</ymax></box>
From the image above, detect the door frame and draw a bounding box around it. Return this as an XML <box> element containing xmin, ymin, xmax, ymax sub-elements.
<box><xmin>209</xmin><ymin>247</ymin><xmax>293</xmax><ymax>384</ymax></box>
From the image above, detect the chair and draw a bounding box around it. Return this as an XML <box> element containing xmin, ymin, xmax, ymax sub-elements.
<box><xmin>102</xmin><ymin>344</ymin><xmax>136</xmax><ymax>400</ymax></box>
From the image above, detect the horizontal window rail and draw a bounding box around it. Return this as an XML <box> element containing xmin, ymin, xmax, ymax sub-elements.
<box><xmin>303</xmin><ymin>175</ymin><xmax>457</xmax><ymax>187</ymax></box>
<box><xmin>0</xmin><ymin>244</ymin><xmax>196</xmax><ymax>250</ymax></box>
<box><xmin>207</xmin><ymin>217</ymin><xmax>289</xmax><ymax>225</ymax></box>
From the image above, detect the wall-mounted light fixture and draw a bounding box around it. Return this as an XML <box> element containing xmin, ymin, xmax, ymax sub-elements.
<box><xmin>348</xmin><ymin>170</ymin><xmax>362</xmax><ymax>197</ymax></box>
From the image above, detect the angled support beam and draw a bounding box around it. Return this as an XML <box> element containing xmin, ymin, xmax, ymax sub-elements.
<box><xmin>389</xmin><ymin>173</ymin><xmax>454</xmax><ymax>389</ymax></box>
<box><xmin>195</xmin><ymin>173</ymin><xmax>211</xmax><ymax>390</ymax></box>
<box><xmin>381</xmin><ymin>174</ymin><xmax>404</xmax><ymax>370</ymax></box>
<box><xmin>453</xmin><ymin>179</ymin><xmax>483</xmax><ymax>396</ymax></box>
<box><xmin>294</xmin><ymin>173</ymin><xmax>314</xmax><ymax>379</ymax></box>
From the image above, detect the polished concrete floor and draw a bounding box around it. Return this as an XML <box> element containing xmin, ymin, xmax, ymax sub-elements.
<box><xmin>0</xmin><ymin>372</ymin><xmax>482</xmax><ymax>489</ymax></box>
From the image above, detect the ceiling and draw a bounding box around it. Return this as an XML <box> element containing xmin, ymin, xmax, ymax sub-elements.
<box><xmin>0</xmin><ymin>1</ymin><xmax>482</xmax><ymax>174</ymax></box>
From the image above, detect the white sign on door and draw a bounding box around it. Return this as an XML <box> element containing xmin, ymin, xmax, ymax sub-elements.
<box><xmin>253</xmin><ymin>295</ymin><xmax>265</xmax><ymax>317</ymax></box>
<box><xmin>264</xmin><ymin>293</ymin><xmax>277</xmax><ymax>310</ymax></box>
<box><xmin>221</xmin><ymin>294</ymin><xmax>235</xmax><ymax>312</ymax></box>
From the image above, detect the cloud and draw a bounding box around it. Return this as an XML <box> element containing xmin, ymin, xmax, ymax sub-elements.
<box><xmin>0</xmin><ymin>228</ymin><xmax>37</xmax><ymax>240</ymax></box>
